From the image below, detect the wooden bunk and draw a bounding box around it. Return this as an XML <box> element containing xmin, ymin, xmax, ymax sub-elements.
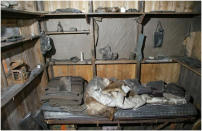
<box><xmin>1</xmin><ymin>1</ymin><xmax>201</xmax><ymax>130</ymax></box>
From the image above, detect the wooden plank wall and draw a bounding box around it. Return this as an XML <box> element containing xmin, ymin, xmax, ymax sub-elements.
<box><xmin>12</xmin><ymin>1</ymin><xmax>37</xmax><ymax>11</ymax></box>
<box><xmin>96</xmin><ymin>64</ymin><xmax>136</xmax><ymax>80</ymax></box>
<box><xmin>141</xmin><ymin>63</ymin><xmax>181</xmax><ymax>84</ymax></box>
<box><xmin>178</xmin><ymin>66</ymin><xmax>201</xmax><ymax>110</ymax></box>
<box><xmin>183</xmin><ymin>32</ymin><xmax>201</xmax><ymax>61</ymax></box>
<box><xmin>42</xmin><ymin>1</ymin><xmax>138</xmax><ymax>12</ymax></box>
<box><xmin>1</xmin><ymin>72</ymin><xmax>45</xmax><ymax>129</ymax></box>
<box><xmin>93</xmin><ymin>1</ymin><xmax>138</xmax><ymax>11</ymax></box>
<box><xmin>1</xmin><ymin>1</ymin><xmax>48</xmax><ymax>129</ymax></box>
<box><xmin>42</xmin><ymin>1</ymin><xmax>197</xmax><ymax>13</ymax></box>
<box><xmin>145</xmin><ymin>1</ymin><xmax>197</xmax><ymax>12</ymax></box>
<box><xmin>52</xmin><ymin>65</ymin><xmax>93</xmax><ymax>81</ymax></box>
<box><xmin>52</xmin><ymin>63</ymin><xmax>180</xmax><ymax>83</ymax></box>
<box><xmin>1</xmin><ymin>41</ymin><xmax>48</xmax><ymax>129</ymax></box>
<box><xmin>43</xmin><ymin>1</ymin><xmax>89</xmax><ymax>12</ymax></box>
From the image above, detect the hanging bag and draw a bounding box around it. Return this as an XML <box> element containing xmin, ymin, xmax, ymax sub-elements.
<box><xmin>154</xmin><ymin>21</ymin><xmax>164</xmax><ymax>48</ymax></box>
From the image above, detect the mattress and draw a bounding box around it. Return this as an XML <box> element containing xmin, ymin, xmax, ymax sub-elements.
<box><xmin>42</xmin><ymin>103</ymin><xmax>197</xmax><ymax>120</ymax></box>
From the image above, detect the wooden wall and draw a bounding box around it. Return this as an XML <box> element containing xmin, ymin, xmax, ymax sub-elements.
<box><xmin>1</xmin><ymin>72</ymin><xmax>46</xmax><ymax>129</ymax></box>
<box><xmin>51</xmin><ymin>63</ymin><xmax>181</xmax><ymax>83</ymax></box>
<box><xmin>42</xmin><ymin>1</ymin><xmax>199</xmax><ymax>13</ymax></box>
<box><xmin>145</xmin><ymin>1</ymin><xmax>199</xmax><ymax>12</ymax></box>
<box><xmin>141</xmin><ymin>63</ymin><xmax>180</xmax><ymax>83</ymax></box>
<box><xmin>178</xmin><ymin>66</ymin><xmax>201</xmax><ymax>110</ymax></box>
<box><xmin>93</xmin><ymin>1</ymin><xmax>138</xmax><ymax>11</ymax></box>
<box><xmin>97</xmin><ymin>64</ymin><xmax>136</xmax><ymax>80</ymax></box>
<box><xmin>42</xmin><ymin>1</ymin><xmax>138</xmax><ymax>12</ymax></box>
<box><xmin>1</xmin><ymin>1</ymin><xmax>48</xmax><ymax>129</ymax></box>
<box><xmin>52</xmin><ymin>65</ymin><xmax>93</xmax><ymax>81</ymax></box>
<box><xmin>1</xmin><ymin>39</ymin><xmax>48</xmax><ymax>129</ymax></box>
<box><xmin>183</xmin><ymin>32</ymin><xmax>201</xmax><ymax>61</ymax></box>
<box><xmin>43</xmin><ymin>1</ymin><xmax>89</xmax><ymax>12</ymax></box>
<box><xmin>7</xmin><ymin>1</ymin><xmax>37</xmax><ymax>11</ymax></box>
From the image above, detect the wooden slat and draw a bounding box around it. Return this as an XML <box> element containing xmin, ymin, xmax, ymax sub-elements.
<box><xmin>1</xmin><ymin>8</ymin><xmax>43</xmax><ymax>19</ymax></box>
<box><xmin>45</xmin><ymin>116</ymin><xmax>196</xmax><ymax>125</ymax></box>
<box><xmin>51</xmin><ymin>60</ymin><xmax>91</xmax><ymax>65</ymax></box>
<box><xmin>52</xmin><ymin>63</ymin><xmax>182</xmax><ymax>83</ymax></box>
<box><xmin>53</xmin><ymin>65</ymin><xmax>93</xmax><ymax>81</ymax></box>
<box><xmin>145</xmin><ymin>1</ymin><xmax>197</xmax><ymax>13</ymax></box>
<box><xmin>96</xmin><ymin>64</ymin><xmax>136</xmax><ymax>80</ymax></box>
<box><xmin>50</xmin><ymin>59</ymin><xmax>175</xmax><ymax>65</ymax></box>
<box><xmin>95</xmin><ymin>59</ymin><xmax>137</xmax><ymax>64</ymax></box>
<box><xmin>141</xmin><ymin>63</ymin><xmax>181</xmax><ymax>84</ymax></box>
<box><xmin>90</xmin><ymin>18</ymin><xmax>96</xmax><ymax>77</ymax></box>
<box><xmin>1</xmin><ymin>35</ymin><xmax>40</xmax><ymax>51</ymax></box>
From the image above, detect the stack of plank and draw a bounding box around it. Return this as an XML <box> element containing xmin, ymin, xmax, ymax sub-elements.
<box><xmin>41</xmin><ymin>76</ymin><xmax>85</xmax><ymax>107</ymax></box>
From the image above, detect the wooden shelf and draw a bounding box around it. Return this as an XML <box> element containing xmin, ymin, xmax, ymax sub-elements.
<box><xmin>43</xmin><ymin>13</ymin><xmax>87</xmax><ymax>19</ymax></box>
<box><xmin>50</xmin><ymin>59</ymin><xmax>176</xmax><ymax>65</ymax></box>
<box><xmin>1</xmin><ymin>65</ymin><xmax>45</xmax><ymax>108</ymax></box>
<box><xmin>1</xmin><ymin>8</ymin><xmax>200</xmax><ymax>19</ymax></box>
<box><xmin>173</xmin><ymin>58</ymin><xmax>201</xmax><ymax>76</ymax></box>
<box><xmin>1</xmin><ymin>8</ymin><xmax>44</xmax><ymax>19</ymax></box>
<box><xmin>43</xmin><ymin>12</ymin><xmax>200</xmax><ymax>19</ymax></box>
<box><xmin>95</xmin><ymin>59</ymin><xmax>137</xmax><ymax>64</ymax></box>
<box><xmin>43</xmin><ymin>12</ymin><xmax>142</xmax><ymax>19</ymax></box>
<box><xmin>1</xmin><ymin>35</ymin><xmax>40</xmax><ymax>51</ymax></box>
<box><xmin>46</xmin><ymin>30</ymin><xmax>90</xmax><ymax>35</ymax></box>
<box><xmin>88</xmin><ymin>12</ymin><xmax>143</xmax><ymax>18</ymax></box>
<box><xmin>50</xmin><ymin>60</ymin><xmax>92</xmax><ymax>65</ymax></box>
<box><xmin>51</xmin><ymin>59</ymin><xmax>137</xmax><ymax>65</ymax></box>
<box><xmin>143</xmin><ymin>58</ymin><xmax>175</xmax><ymax>64</ymax></box>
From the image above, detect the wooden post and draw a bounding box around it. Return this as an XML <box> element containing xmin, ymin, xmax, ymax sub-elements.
<box><xmin>138</xmin><ymin>1</ymin><xmax>145</xmax><ymax>12</ymax></box>
<box><xmin>136</xmin><ymin>16</ymin><xmax>144</xmax><ymax>82</ymax></box>
<box><xmin>88</xmin><ymin>0</ymin><xmax>93</xmax><ymax>13</ymax></box>
<box><xmin>90</xmin><ymin>18</ymin><xmax>97</xmax><ymax>77</ymax></box>
<box><xmin>89</xmin><ymin>1</ymin><xmax>96</xmax><ymax>78</ymax></box>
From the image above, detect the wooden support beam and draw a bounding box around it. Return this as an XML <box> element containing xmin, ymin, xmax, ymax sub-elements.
<box><xmin>89</xmin><ymin>0</ymin><xmax>96</xmax><ymax>78</ymax></box>
<box><xmin>90</xmin><ymin>18</ymin><xmax>97</xmax><ymax>77</ymax></box>
<box><xmin>1</xmin><ymin>61</ymin><xmax>8</xmax><ymax>88</ymax></box>
<box><xmin>138</xmin><ymin>1</ymin><xmax>145</xmax><ymax>12</ymax></box>
<box><xmin>135</xmin><ymin>22</ymin><xmax>143</xmax><ymax>82</ymax></box>
<box><xmin>88</xmin><ymin>0</ymin><xmax>93</xmax><ymax>13</ymax></box>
